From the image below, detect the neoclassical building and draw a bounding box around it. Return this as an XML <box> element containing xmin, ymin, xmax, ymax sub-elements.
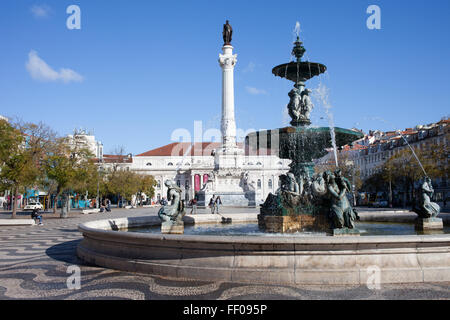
<box><xmin>131</xmin><ymin>142</ymin><xmax>290</xmax><ymax>206</ymax></box>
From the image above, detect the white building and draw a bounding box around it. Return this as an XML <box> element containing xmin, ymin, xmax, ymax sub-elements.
<box><xmin>131</xmin><ymin>142</ymin><xmax>290</xmax><ymax>205</ymax></box>
<box><xmin>67</xmin><ymin>128</ymin><xmax>104</xmax><ymax>159</ymax></box>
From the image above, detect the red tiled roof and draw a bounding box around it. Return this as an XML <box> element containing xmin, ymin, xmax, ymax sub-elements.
<box><xmin>136</xmin><ymin>142</ymin><xmax>226</xmax><ymax>157</ymax></box>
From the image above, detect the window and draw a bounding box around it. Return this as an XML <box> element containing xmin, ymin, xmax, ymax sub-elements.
<box><xmin>256</xmin><ymin>162</ymin><xmax>262</xmax><ymax>166</ymax></box>
<box><xmin>257</xmin><ymin>179</ymin><xmax>262</xmax><ymax>189</ymax></box>
<box><xmin>185</xmin><ymin>181</ymin><xmax>189</xmax><ymax>189</ymax></box>
<box><xmin>268</xmin><ymin>179</ymin><xmax>273</xmax><ymax>189</ymax></box>
<box><xmin>167</xmin><ymin>162</ymin><xmax>173</xmax><ymax>166</ymax></box>
<box><xmin>146</xmin><ymin>162</ymin><xmax>152</xmax><ymax>166</ymax></box>
<box><xmin>176</xmin><ymin>180</ymin><xmax>181</xmax><ymax>187</ymax></box>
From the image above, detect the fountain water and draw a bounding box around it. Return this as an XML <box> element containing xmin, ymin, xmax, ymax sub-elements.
<box><xmin>313</xmin><ymin>83</ymin><xmax>339</xmax><ymax>167</ymax></box>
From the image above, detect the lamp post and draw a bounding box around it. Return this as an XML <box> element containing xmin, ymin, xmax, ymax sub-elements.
<box><xmin>96</xmin><ymin>159</ymin><xmax>104</xmax><ymax>209</ymax></box>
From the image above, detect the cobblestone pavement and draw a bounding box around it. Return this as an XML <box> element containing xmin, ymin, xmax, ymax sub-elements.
<box><xmin>0</xmin><ymin>207</ymin><xmax>449</xmax><ymax>300</ymax></box>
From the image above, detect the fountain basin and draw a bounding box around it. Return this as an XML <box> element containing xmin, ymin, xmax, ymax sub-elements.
<box><xmin>272</xmin><ymin>61</ymin><xmax>327</xmax><ymax>82</ymax></box>
<box><xmin>77</xmin><ymin>214</ymin><xmax>450</xmax><ymax>285</ymax></box>
<box><xmin>246</xmin><ymin>126</ymin><xmax>364</xmax><ymax>163</ymax></box>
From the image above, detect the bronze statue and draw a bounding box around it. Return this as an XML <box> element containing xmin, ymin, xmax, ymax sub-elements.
<box><xmin>158</xmin><ymin>180</ymin><xmax>185</xmax><ymax>224</ymax></box>
<box><xmin>324</xmin><ymin>171</ymin><xmax>358</xmax><ymax>229</ymax></box>
<box><xmin>413</xmin><ymin>177</ymin><xmax>441</xmax><ymax>218</ymax></box>
<box><xmin>223</xmin><ymin>20</ymin><xmax>233</xmax><ymax>45</ymax></box>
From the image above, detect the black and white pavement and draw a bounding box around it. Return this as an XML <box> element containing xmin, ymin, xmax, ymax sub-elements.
<box><xmin>0</xmin><ymin>207</ymin><xmax>448</xmax><ymax>300</ymax></box>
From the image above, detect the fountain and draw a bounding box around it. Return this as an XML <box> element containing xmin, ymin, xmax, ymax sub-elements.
<box><xmin>77</xmin><ymin>22</ymin><xmax>450</xmax><ymax>285</ymax></box>
<box><xmin>246</xmin><ymin>35</ymin><xmax>364</xmax><ymax>235</ymax></box>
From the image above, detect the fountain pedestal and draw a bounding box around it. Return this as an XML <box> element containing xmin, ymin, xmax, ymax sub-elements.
<box><xmin>258</xmin><ymin>214</ymin><xmax>329</xmax><ymax>233</ymax></box>
<box><xmin>161</xmin><ymin>221</ymin><xmax>184</xmax><ymax>234</ymax></box>
<box><xmin>415</xmin><ymin>217</ymin><xmax>443</xmax><ymax>230</ymax></box>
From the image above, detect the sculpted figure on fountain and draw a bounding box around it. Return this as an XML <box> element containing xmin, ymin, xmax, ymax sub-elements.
<box><xmin>413</xmin><ymin>177</ymin><xmax>441</xmax><ymax>219</ymax></box>
<box><xmin>158</xmin><ymin>180</ymin><xmax>185</xmax><ymax>225</ymax></box>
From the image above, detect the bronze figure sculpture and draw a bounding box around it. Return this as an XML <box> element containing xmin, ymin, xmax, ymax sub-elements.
<box><xmin>223</xmin><ymin>20</ymin><xmax>233</xmax><ymax>45</ymax></box>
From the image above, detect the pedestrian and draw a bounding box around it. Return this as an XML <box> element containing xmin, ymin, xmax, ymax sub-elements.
<box><xmin>209</xmin><ymin>195</ymin><xmax>216</xmax><ymax>214</ymax></box>
<box><xmin>106</xmin><ymin>198</ymin><xmax>111</xmax><ymax>212</ymax></box>
<box><xmin>31</xmin><ymin>208</ymin><xmax>43</xmax><ymax>226</ymax></box>
<box><xmin>190</xmin><ymin>198</ymin><xmax>198</xmax><ymax>214</ymax></box>
<box><xmin>214</xmin><ymin>196</ymin><xmax>222</xmax><ymax>214</ymax></box>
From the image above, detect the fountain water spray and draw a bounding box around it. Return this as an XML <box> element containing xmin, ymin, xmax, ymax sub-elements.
<box><xmin>364</xmin><ymin>116</ymin><xmax>428</xmax><ymax>177</ymax></box>
<box><xmin>314</xmin><ymin>83</ymin><xmax>339</xmax><ymax>167</ymax></box>
<box><xmin>293</xmin><ymin>21</ymin><xmax>301</xmax><ymax>39</ymax></box>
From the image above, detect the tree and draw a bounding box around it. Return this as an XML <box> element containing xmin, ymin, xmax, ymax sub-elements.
<box><xmin>136</xmin><ymin>174</ymin><xmax>156</xmax><ymax>206</ymax></box>
<box><xmin>380</xmin><ymin>144</ymin><xmax>446</xmax><ymax>207</ymax></box>
<box><xmin>43</xmin><ymin>136</ymin><xmax>95</xmax><ymax>217</ymax></box>
<box><xmin>103</xmin><ymin>170</ymin><xmax>156</xmax><ymax>207</ymax></box>
<box><xmin>0</xmin><ymin>120</ymin><xmax>55</xmax><ymax>217</ymax></box>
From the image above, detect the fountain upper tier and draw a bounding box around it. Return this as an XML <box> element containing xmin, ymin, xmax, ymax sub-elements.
<box><xmin>272</xmin><ymin>61</ymin><xmax>327</xmax><ymax>82</ymax></box>
<box><xmin>272</xmin><ymin>36</ymin><xmax>326</xmax><ymax>83</ymax></box>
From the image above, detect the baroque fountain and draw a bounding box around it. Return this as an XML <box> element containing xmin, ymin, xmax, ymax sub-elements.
<box><xmin>248</xmin><ymin>35</ymin><xmax>364</xmax><ymax>235</ymax></box>
<box><xmin>77</xmin><ymin>22</ymin><xmax>450</xmax><ymax>285</ymax></box>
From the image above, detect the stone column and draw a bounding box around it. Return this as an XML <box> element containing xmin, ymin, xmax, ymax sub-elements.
<box><xmin>218</xmin><ymin>45</ymin><xmax>241</xmax><ymax>155</ymax></box>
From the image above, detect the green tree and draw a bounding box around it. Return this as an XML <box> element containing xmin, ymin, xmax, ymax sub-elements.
<box><xmin>0</xmin><ymin>120</ymin><xmax>54</xmax><ymax>217</ymax></box>
<box><xmin>43</xmin><ymin>137</ymin><xmax>95</xmax><ymax>217</ymax></box>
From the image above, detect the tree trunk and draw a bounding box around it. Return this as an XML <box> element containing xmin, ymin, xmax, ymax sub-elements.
<box><xmin>52</xmin><ymin>193</ymin><xmax>57</xmax><ymax>214</ymax></box>
<box><xmin>11</xmin><ymin>188</ymin><xmax>17</xmax><ymax>219</ymax></box>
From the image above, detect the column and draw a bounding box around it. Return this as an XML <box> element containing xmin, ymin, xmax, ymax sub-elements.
<box><xmin>218</xmin><ymin>45</ymin><xmax>239</xmax><ymax>153</ymax></box>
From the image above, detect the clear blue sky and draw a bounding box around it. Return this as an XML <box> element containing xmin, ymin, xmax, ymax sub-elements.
<box><xmin>1</xmin><ymin>0</ymin><xmax>449</xmax><ymax>154</ymax></box>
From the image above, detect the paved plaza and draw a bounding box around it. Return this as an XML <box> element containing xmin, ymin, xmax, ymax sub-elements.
<box><xmin>0</xmin><ymin>207</ymin><xmax>448</xmax><ymax>300</ymax></box>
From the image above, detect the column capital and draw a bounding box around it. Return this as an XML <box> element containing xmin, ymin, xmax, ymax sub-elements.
<box><xmin>219</xmin><ymin>46</ymin><xmax>237</xmax><ymax>69</ymax></box>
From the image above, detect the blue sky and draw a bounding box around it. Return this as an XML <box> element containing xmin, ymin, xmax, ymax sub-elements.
<box><xmin>1</xmin><ymin>0</ymin><xmax>449</xmax><ymax>154</ymax></box>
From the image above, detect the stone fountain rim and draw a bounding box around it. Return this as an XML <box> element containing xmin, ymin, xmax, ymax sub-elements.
<box><xmin>78</xmin><ymin>214</ymin><xmax>450</xmax><ymax>245</ymax></box>
<box><xmin>77</xmin><ymin>214</ymin><xmax>450</xmax><ymax>285</ymax></box>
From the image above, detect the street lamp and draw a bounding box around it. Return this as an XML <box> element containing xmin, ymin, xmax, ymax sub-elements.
<box><xmin>97</xmin><ymin>158</ymin><xmax>104</xmax><ymax>209</ymax></box>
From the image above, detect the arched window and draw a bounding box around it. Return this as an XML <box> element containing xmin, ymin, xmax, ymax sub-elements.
<box><xmin>167</xmin><ymin>162</ymin><xmax>173</xmax><ymax>166</ymax></box>
<box><xmin>146</xmin><ymin>162</ymin><xmax>152</xmax><ymax>166</ymax></box>
<box><xmin>256</xmin><ymin>162</ymin><xmax>262</xmax><ymax>166</ymax></box>
<box><xmin>257</xmin><ymin>179</ymin><xmax>262</xmax><ymax>189</ymax></box>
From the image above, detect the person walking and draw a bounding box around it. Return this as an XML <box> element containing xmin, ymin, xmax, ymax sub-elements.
<box><xmin>209</xmin><ymin>195</ymin><xmax>216</xmax><ymax>214</ymax></box>
<box><xmin>214</xmin><ymin>196</ymin><xmax>222</xmax><ymax>214</ymax></box>
<box><xmin>105</xmin><ymin>198</ymin><xmax>111</xmax><ymax>212</ymax></box>
<box><xmin>190</xmin><ymin>198</ymin><xmax>198</xmax><ymax>214</ymax></box>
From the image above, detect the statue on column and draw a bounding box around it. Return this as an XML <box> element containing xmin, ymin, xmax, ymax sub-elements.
<box><xmin>223</xmin><ymin>20</ymin><xmax>233</xmax><ymax>45</ymax></box>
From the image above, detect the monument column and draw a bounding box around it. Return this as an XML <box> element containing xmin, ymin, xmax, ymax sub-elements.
<box><xmin>218</xmin><ymin>45</ymin><xmax>239</xmax><ymax>153</ymax></box>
